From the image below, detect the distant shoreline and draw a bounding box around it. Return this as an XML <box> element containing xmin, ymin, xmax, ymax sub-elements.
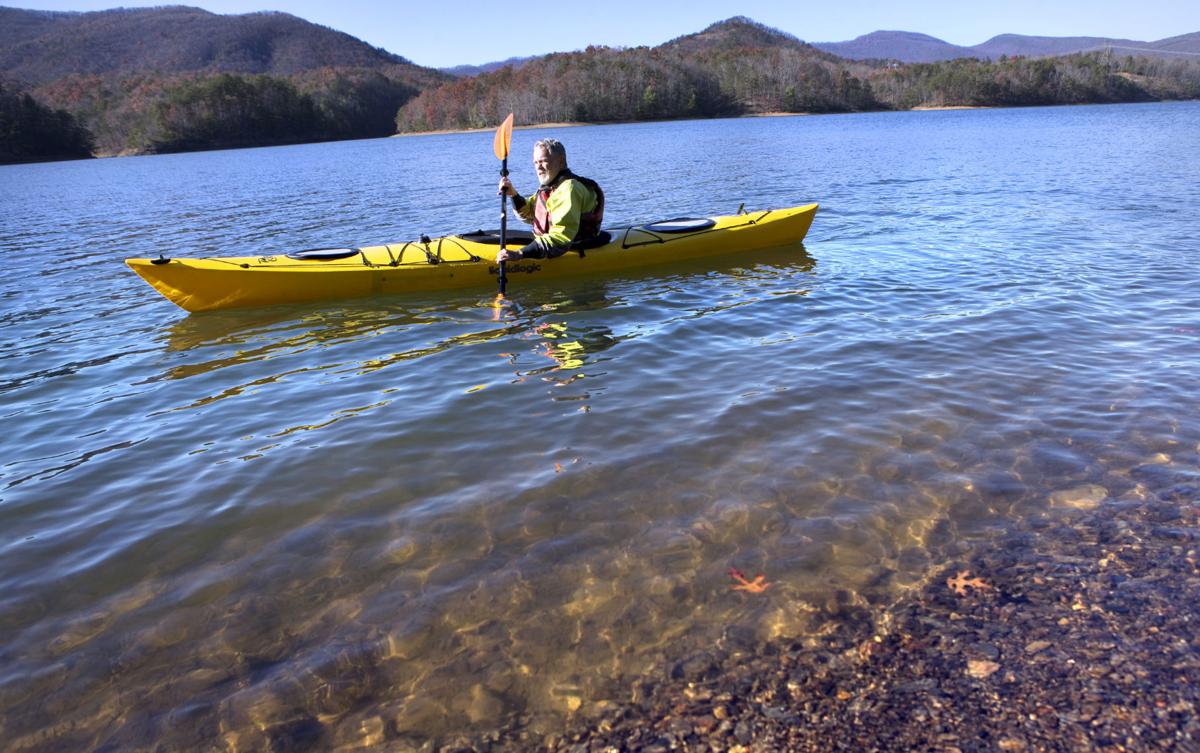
<box><xmin>910</xmin><ymin>105</ymin><xmax>990</xmax><ymax>111</ymax></box>
<box><xmin>392</xmin><ymin>112</ymin><xmax>809</xmax><ymax>138</ymax></box>
<box><xmin>14</xmin><ymin>100</ymin><xmax>1193</xmax><ymax>163</ymax></box>
<box><xmin>394</xmin><ymin>122</ymin><xmax>586</xmax><ymax>138</ymax></box>
<box><xmin>392</xmin><ymin>107</ymin><xmax>998</xmax><ymax>137</ymax></box>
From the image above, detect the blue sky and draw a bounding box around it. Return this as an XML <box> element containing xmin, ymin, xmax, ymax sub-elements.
<box><xmin>15</xmin><ymin>0</ymin><xmax>1200</xmax><ymax>68</ymax></box>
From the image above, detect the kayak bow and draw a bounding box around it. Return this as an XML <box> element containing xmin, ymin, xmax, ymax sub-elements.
<box><xmin>126</xmin><ymin>203</ymin><xmax>818</xmax><ymax>312</ymax></box>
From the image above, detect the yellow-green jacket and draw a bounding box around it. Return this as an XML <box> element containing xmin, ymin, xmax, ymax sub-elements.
<box><xmin>511</xmin><ymin>169</ymin><xmax>602</xmax><ymax>256</ymax></box>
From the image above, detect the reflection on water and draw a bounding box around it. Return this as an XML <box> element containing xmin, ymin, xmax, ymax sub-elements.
<box><xmin>1</xmin><ymin>104</ymin><xmax>1199</xmax><ymax>750</ymax></box>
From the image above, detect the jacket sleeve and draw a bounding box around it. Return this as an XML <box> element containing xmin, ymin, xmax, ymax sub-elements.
<box><xmin>515</xmin><ymin>193</ymin><xmax>536</xmax><ymax>223</ymax></box>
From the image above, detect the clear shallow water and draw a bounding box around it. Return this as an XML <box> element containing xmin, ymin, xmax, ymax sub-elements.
<box><xmin>1</xmin><ymin>102</ymin><xmax>1199</xmax><ymax>750</ymax></box>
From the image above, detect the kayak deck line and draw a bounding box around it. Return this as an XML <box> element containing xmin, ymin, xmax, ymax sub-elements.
<box><xmin>126</xmin><ymin>203</ymin><xmax>818</xmax><ymax>313</ymax></box>
<box><xmin>617</xmin><ymin>210</ymin><xmax>771</xmax><ymax>249</ymax></box>
<box><xmin>195</xmin><ymin>213</ymin><xmax>768</xmax><ymax>270</ymax></box>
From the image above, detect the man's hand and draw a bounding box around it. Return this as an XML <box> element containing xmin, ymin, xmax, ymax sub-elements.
<box><xmin>498</xmin><ymin>177</ymin><xmax>516</xmax><ymax>197</ymax></box>
<box><xmin>496</xmin><ymin>248</ymin><xmax>522</xmax><ymax>263</ymax></box>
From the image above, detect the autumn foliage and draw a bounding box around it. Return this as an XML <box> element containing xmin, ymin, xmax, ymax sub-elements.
<box><xmin>1</xmin><ymin>5</ymin><xmax>446</xmax><ymax>160</ymax></box>
<box><xmin>26</xmin><ymin>67</ymin><xmax>425</xmax><ymax>156</ymax></box>
<box><xmin>395</xmin><ymin>21</ymin><xmax>882</xmax><ymax>133</ymax></box>
<box><xmin>398</xmin><ymin>33</ymin><xmax>1200</xmax><ymax>133</ymax></box>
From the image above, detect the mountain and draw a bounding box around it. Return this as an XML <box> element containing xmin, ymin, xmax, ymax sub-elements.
<box><xmin>0</xmin><ymin>6</ymin><xmax>66</xmax><ymax>45</ymax></box>
<box><xmin>663</xmin><ymin>15</ymin><xmax>810</xmax><ymax>53</ymax></box>
<box><xmin>813</xmin><ymin>28</ymin><xmax>1200</xmax><ymax>63</ymax></box>
<box><xmin>659</xmin><ymin>16</ymin><xmax>845</xmax><ymax>65</ymax></box>
<box><xmin>398</xmin><ymin>14</ymin><xmax>1200</xmax><ymax>134</ymax></box>
<box><xmin>0</xmin><ymin>5</ymin><xmax>445</xmax><ymax>86</ymax></box>
<box><xmin>973</xmin><ymin>34</ymin><xmax>1143</xmax><ymax>58</ymax></box>
<box><xmin>395</xmin><ymin>18</ymin><xmax>879</xmax><ymax>133</ymax></box>
<box><xmin>1147</xmin><ymin>31</ymin><xmax>1200</xmax><ymax>55</ymax></box>
<box><xmin>983</xmin><ymin>31</ymin><xmax>1200</xmax><ymax>58</ymax></box>
<box><xmin>442</xmin><ymin>55</ymin><xmax>537</xmax><ymax>78</ymax></box>
<box><xmin>444</xmin><ymin>17</ymin><xmax>840</xmax><ymax>76</ymax></box>
<box><xmin>814</xmin><ymin>31</ymin><xmax>975</xmax><ymax>63</ymax></box>
<box><xmin>0</xmin><ymin>4</ymin><xmax>453</xmax><ymax>159</ymax></box>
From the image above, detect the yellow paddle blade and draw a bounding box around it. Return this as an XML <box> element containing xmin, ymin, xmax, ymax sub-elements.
<box><xmin>493</xmin><ymin>112</ymin><xmax>514</xmax><ymax>161</ymax></box>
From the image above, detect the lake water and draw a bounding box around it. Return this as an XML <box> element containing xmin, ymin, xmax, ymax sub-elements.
<box><xmin>1</xmin><ymin>102</ymin><xmax>1199</xmax><ymax>751</ymax></box>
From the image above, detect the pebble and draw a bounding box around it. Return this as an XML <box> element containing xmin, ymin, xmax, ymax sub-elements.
<box><xmin>966</xmin><ymin>642</ymin><xmax>1000</xmax><ymax>660</ymax></box>
<box><xmin>967</xmin><ymin>660</ymin><xmax>1001</xmax><ymax>679</ymax></box>
<box><xmin>733</xmin><ymin>720</ymin><xmax>752</xmax><ymax>743</ymax></box>
<box><xmin>1049</xmin><ymin>484</ymin><xmax>1107</xmax><ymax>510</ymax></box>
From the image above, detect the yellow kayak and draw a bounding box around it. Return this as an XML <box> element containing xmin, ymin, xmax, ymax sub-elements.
<box><xmin>126</xmin><ymin>203</ymin><xmax>818</xmax><ymax>312</ymax></box>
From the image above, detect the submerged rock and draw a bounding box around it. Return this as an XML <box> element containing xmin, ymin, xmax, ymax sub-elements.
<box><xmin>1048</xmin><ymin>483</ymin><xmax>1107</xmax><ymax>510</ymax></box>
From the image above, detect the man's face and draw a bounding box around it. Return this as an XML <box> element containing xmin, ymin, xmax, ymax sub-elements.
<box><xmin>533</xmin><ymin>146</ymin><xmax>564</xmax><ymax>184</ymax></box>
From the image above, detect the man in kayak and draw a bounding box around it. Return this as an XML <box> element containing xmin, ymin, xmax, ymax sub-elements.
<box><xmin>496</xmin><ymin>138</ymin><xmax>604</xmax><ymax>263</ymax></box>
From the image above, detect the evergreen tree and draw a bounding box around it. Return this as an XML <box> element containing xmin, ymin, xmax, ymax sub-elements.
<box><xmin>0</xmin><ymin>81</ymin><xmax>94</xmax><ymax>163</ymax></box>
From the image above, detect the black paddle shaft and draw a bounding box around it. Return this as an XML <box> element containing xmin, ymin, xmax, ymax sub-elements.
<box><xmin>498</xmin><ymin>158</ymin><xmax>509</xmax><ymax>294</ymax></box>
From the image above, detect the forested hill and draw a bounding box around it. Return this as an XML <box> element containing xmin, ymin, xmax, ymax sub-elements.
<box><xmin>0</xmin><ymin>4</ymin><xmax>452</xmax><ymax>160</ymax></box>
<box><xmin>397</xmin><ymin>17</ymin><xmax>876</xmax><ymax>132</ymax></box>
<box><xmin>396</xmin><ymin>16</ymin><xmax>1200</xmax><ymax>133</ymax></box>
<box><xmin>0</xmin><ymin>5</ymin><xmax>436</xmax><ymax>85</ymax></box>
<box><xmin>661</xmin><ymin>15</ymin><xmax>827</xmax><ymax>57</ymax></box>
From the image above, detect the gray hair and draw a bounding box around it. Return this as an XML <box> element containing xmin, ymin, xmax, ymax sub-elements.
<box><xmin>534</xmin><ymin>138</ymin><xmax>567</xmax><ymax>163</ymax></box>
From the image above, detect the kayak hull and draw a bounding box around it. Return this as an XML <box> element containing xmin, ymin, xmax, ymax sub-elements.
<box><xmin>126</xmin><ymin>203</ymin><xmax>818</xmax><ymax>312</ymax></box>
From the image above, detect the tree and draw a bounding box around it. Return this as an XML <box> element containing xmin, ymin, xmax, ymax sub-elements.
<box><xmin>0</xmin><ymin>80</ymin><xmax>94</xmax><ymax>163</ymax></box>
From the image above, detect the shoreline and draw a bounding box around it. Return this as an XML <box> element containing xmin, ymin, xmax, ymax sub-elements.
<box><xmin>910</xmin><ymin>104</ymin><xmax>990</xmax><ymax>111</ymax></box>
<box><xmin>390</xmin><ymin>106</ymin><xmax>1005</xmax><ymax>138</ymax></box>
<box><xmin>391</xmin><ymin>100</ymin><xmax>1195</xmax><ymax>141</ymax></box>
<box><xmin>473</xmin><ymin>458</ymin><xmax>1200</xmax><ymax>752</ymax></box>
<box><xmin>393</xmin><ymin>122</ymin><xmax>587</xmax><ymax>138</ymax></box>
<box><xmin>394</xmin><ymin>112</ymin><xmax>826</xmax><ymax>138</ymax></box>
<box><xmin>15</xmin><ymin>102</ymin><xmax>1188</xmax><ymax>161</ymax></box>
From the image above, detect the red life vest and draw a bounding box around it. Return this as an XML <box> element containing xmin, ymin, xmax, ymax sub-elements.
<box><xmin>532</xmin><ymin>170</ymin><xmax>605</xmax><ymax>242</ymax></box>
